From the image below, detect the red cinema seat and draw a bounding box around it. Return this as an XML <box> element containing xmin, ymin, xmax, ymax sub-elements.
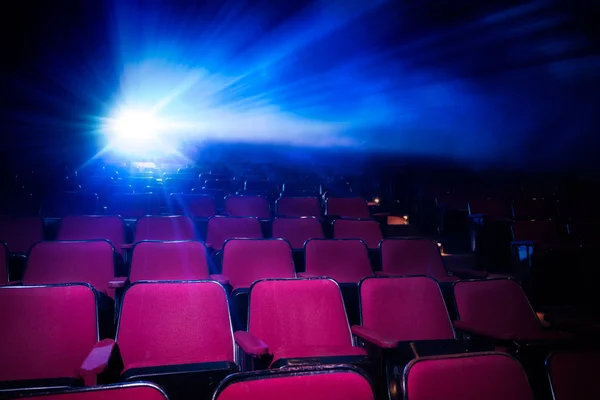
<box><xmin>333</xmin><ymin>219</ymin><xmax>383</xmax><ymax>249</ymax></box>
<box><xmin>57</xmin><ymin>215</ymin><xmax>125</xmax><ymax>250</ymax></box>
<box><xmin>134</xmin><ymin>215</ymin><xmax>196</xmax><ymax>242</ymax></box>
<box><xmin>403</xmin><ymin>353</ymin><xmax>533</xmax><ymax>400</ymax></box>
<box><xmin>453</xmin><ymin>279</ymin><xmax>566</xmax><ymax>342</ymax></box>
<box><xmin>16</xmin><ymin>382</ymin><xmax>168</xmax><ymax>400</ymax></box>
<box><xmin>0</xmin><ymin>284</ymin><xmax>99</xmax><ymax>391</ymax></box>
<box><xmin>214</xmin><ymin>365</ymin><xmax>373</xmax><ymax>400</ymax></box>
<box><xmin>206</xmin><ymin>216</ymin><xmax>262</xmax><ymax>250</ymax></box>
<box><xmin>326</xmin><ymin>198</ymin><xmax>370</xmax><ymax>219</ymax></box>
<box><xmin>275</xmin><ymin>197</ymin><xmax>321</xmax><ymax>217</ymax></box>
<box><xmin>235</xmin><ymin>278</ymin><xmax>367</xmax><ymax>368</ymax></box>
<box><xmin>353</xmin><ymin>276</ymin><xmax>455</xmax><ymax>347</ymax></box>
<box><xmin>547</xmin><ymin>352</ymin><xmax>600</xmax><ymax>400</ymax></box>
<box><xmin>129</xmin><ymin>240</ymin><xmax>211</xmax><ymax>283</ymax></box>
<box><xmin>271</xmin><ymin>217</ymin><xmax>324</xmax><ymax>250</ymax></box>
<box><xmin>0</xmin><ymin>216</ymin><xmax>44</xmax><ymax>253</ymax></box>
<box><xmin>104</xmin><ymin>281</ymin><xmax>237</xmax><ymax>399</ymax></box>
<box><xmin>225</xmin><ymin>195</ymin><xmax>270</xmax><ymax>219</ymax></box>
<box><xmin>24</xmin><ymin>240</ymin><xmax>116</xmax><ymax>298</ymax></box>
<box><xmin>304</xmin><ymin>239</ymin><xmax>373</xmax><ymax>284</ymax></box>
<box><xmin>222</xmin><ymin>239</ymin><xmax>295</xmax><ymax>290</ymax></box>
<box><xmin>380</xmin><ymin>238</ymin><xmax>457</xmax><ymax>282</ymax></box>
<box><xmin>168</xmin><ymin>194</ymin><xmax>216</xmax><ymax>218</ymax></box>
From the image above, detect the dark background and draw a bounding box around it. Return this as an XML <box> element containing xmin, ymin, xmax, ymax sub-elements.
<box><xmin>1</xmin><ymin>0</ymin><xmax>599</xmax><ymax>172</ymax></box>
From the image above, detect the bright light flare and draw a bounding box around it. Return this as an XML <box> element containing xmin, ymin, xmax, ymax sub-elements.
<box><xmin>102</xmin><ymin>108</ymin><xmax>180</xmax><ymax>157</ymax></box>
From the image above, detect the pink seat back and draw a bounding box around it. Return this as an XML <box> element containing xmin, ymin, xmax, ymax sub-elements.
<box><xmin>513</xmin><ymin>220</ymin><xmax>563</xmax><ymax>245</ymax></box>
<box><xmin>206</xmin><ymin>216</ymin><xmax>263</xmax><ymax>250</ymax></box>
<box><xmin>305</xmin><ymin>240</ymin><xmax>373</xmax><ymax>283</ymax></box>
<box><xmin>248</xmin><ymin>279</ymin><xmax>353</xmax><ymax>352</ymax></box>
<box><xmin>130</xmin><ymin>241</ymin><xmax>210</xmax><ymax>283</ymax></box>
<box><xmin>216</xmin><ymin>368</ymin><xmax>374</xmax><ymax>400</ymax></box>
<box><xmin>117</xmin><ymin>282</ymin><xmax>234</xmax><ymax>369</ymax></box>
<box><xmin>135</xmin><ymin>215</ymin><xmax>196</xmax><ymax>242</ymax></box>
<box><xmin>0</xmin><ymin>216</ymin><xmax>43</xmax><ymax>253</ymax></box>
<box><xmin>360</xmin><ymin>277</ymin><xmax>454</xmax><ymax>341</ymax></box>
<box><xmin>380</xmin><ymin>239</ymin><xmax>449</xmax><ymax>280</ymax></box>
<box><xmin>0</xmin><ymin>284</ymin><xmax>98</xmax><ymax>382</ymax></box>
<box><xmin>24</xmin><ymin>241</ymin><xmax>115</xmax><ymax>295</ymax></box>
<box><xmin>454</xmin><ymin>279</ymin><xmax>543</xmax><ymax>340</ymax></box>
<box><xmin>333</xmin><ymin>219</ymin><xmax>382</xmax><ymax>249</ymax></box>
<box><xmin>272</xmin><ymin>217</ymin><xmax>323</xmax><ymax>249</ymax></box>
<box><xmin>222</xmin><ymin>239</ymin><xmax>295</xmax><ymax>289</ymax></box>
<box><xmin>326</xmin><ymin>198</ymin><xmax>370</xmax><ymax>219</ymax></box>
<box><xmin>57</xmin><ymin>215</ymin><xmax>125</xmax><ymax>249</ymax></box>
<box><xmin>276</xmin><ymin>197</ymin><xmax>321</xmax><ymax>217</ymax></box>
<box><xmin>225</xmin><ymin>196</ymin><xmax>270</xmax><ymax>219</ymax></box>
<box><xmin>468</xmin><ymin>198</ymin><xmax>510</xmax><ymax>219</ymax></box>
<box><xmin>548</xmin><ymin>352</ymin><xmax>600</xmax><ymax>400</ymax></box>
<box><xmin>404</xmin><ymin>353</ymin><xmax>533</xmax><ymax>400</ymax></box>
<box><xmin>169</xmin><ymin>194</ymin><xmax>216</xmax><ymax>218</ymax></box>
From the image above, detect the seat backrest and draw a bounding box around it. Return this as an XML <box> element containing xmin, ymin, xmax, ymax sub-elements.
<box><xmin>248</xmin><ymin>279</ymin><xmax>352</xmax><ymax>350</ymax></box>
<box><xmin>513</xmin><ymin>197</ymin><xmax>555</xmax><ymax>220</ymax></box>
<box><xmin>333</xmin><ymin>219</ymin><xmax>383</xmax><ymax>249</ymax></box>
<box><xmin>222</xmin><ymin>239</ymin><xmax>295</xmax><ymax>289</ymax></box>
<box><xmin>17</xmin><ymin>383</ymin><xmax>169</xmax><ymax>400</ymax></box>
<box><xmin>215</xmin><ymin>366</ymin><xmax>374</xmax><ymax>400</ymax></box>
<box><xmin>24</xmin><ymin>241</ymin><xmax>115</xmax><ymax>295</ymax></box>
<box><xmin>380</xmin><ymin>239</ymin><xmax>449</xmax><ymax>280</ymax></box>
<box><xmin>275</xmin><ymin>197</ymin><xmax>321</xmax><ymax>217</ymax></box>
<box><xmin>163</xmin><ymin>177</ymin><xmax>196</xmax><ymax>194</ymax></box>
<box><xmin>547</xmin><ymin>352</ymin><xmax>600</xmax><ymax>400</ymax></box>
<box><xmin>169</xmin><ymin>194</ymin><xmax>216</xmax><ymax>218</ymax></box>
<box><xmin>271</xmin><ymin>217</ymin><xmax>324</xmax><ymax>249</ymax></box>
<box><xmin>130</xmin><ymin>241</ymin><xmax>210</xmax><ymax>283</ymax></box>
<box><xmin>512</xmin><ymin>220</ymin><xmax>563</xmax><ymax>245</ymax></box>
<box><xmin>225</xmin><ymin>196</ymin><xmax>270</xmax><ymax>219</ymax></box>
<box><xmin>117</xmin><ymin>282</ymin><xmax>234</xmax><ymax>368</ymax></box>
<box><xmin>0</xmin><ymin>284</ymin><xmax>98</xmax><ymax>383</ymax></box>
<box><xmin>106</xmin><ymin>194</ymin><xmax>159</xmax><ymax>218</ymax></box>
<box><xmin>454</xmin><ymin>279</ymin><xmax>543</xmax><ymax>340</ymax></box>
<box><xmin>134</xmin><ymin>215</ymin><xmax>196</xmax><ymax>242</ymax></box>
<box><xmin>57</xmin><ymin>215</ymin><xmax>125</xmax><ymax>249</ymax></box>
<box><xmin>0</xmin><ymin>216</ymin><xmax>44</xmax><ymax>253</ymax></box>
<box><xmin>468</xmin><ymin>198</ymin><xmax>511</xmax><ymax>219</ymax></box>
<box><xmin>360</xmin><ymin>277</ymin><xmax>454</xmax><ymax>341</ymax></box>
<box><xmin>404</xmin><ymin>353</ymin><xmax>533</xmax><ymax>400</ymax></box>
<box><xmin>305</xmin><ymin>239</ymin><xmax>373</xmax><ymax>283</ymax></box>
<box><xmin>326</xmin><ymin>198</ymin><xmax>370</xmax><ymax>219</ymax></box>
<box><xmin>206</xmin><ymin>216</ymin><xmax>263</xmax><ymax>250</ymax></box>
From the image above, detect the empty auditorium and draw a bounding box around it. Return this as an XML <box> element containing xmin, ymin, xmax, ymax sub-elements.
<box><xmin>1</xmin><ymin>0</ymin><xmax>599</xmax><ymax>399</ymax></box>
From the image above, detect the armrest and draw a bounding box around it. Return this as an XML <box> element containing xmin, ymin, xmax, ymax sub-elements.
<box><xmin>351</xmin><ymin>325</ymin><xmax>398</xmax><ymax>348</ymax></box>
<box><xmin>79</xmin><ymin>339</ymin><xmax>117</xmax><ymax>386</ymax></box>
<box><xmin>108</xmin><ymin>277</ymin><xmax>128</xmax><ymax>289</ymax></box>
<box><xmin>210</xmin><ymin>274</ymin><xmax>229</xmax><ymax>285</ymax></box>
<box><xmin>453</xmin><ymin>321</ymin><xmax>515</xmax><ymax>341</ymax></box>
<box><xmin>234</xmin><ymin>331</ymin><xmax>269</xmax><ymax>356</ymax></box>
<box><xmin>511</xmin><ymin>240</ymin><xmax>534</xmax><ymax>247</ymax></box>
<box><xmin>120</xmin><ymin>244</ymin><xmax>133</xmax><ymax>250</ymax></box>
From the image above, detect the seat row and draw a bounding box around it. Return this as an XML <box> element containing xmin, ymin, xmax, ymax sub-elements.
<box><xmin>1</xmin><ymin>278</ymin><xmax>596</xmax><ymax>399</ymax></box>
<box><xmin>9</xmin><ymin>192</ymin><xmax>372</xmax><ymax>219</ymax></box>
<box><xmin>0</xmin><ymin>237</ymin><xmax>489</xmax><ymax>288</ymax></box>
<box><xmin>0</xmin><ymin>214</ymin><xmax>383</xmax><ymax>253</ymax></box>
